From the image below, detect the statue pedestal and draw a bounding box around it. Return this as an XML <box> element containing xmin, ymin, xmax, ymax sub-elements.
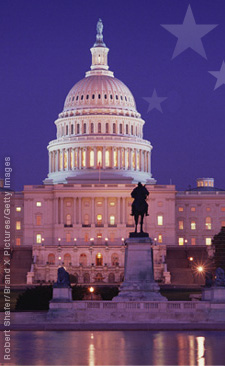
<box><xmin>51</xmin><ymin>286</ymin><xmax>72</xmax><ymax>302</ymax></box>
<box><xmin>113</xmin><ymin>237</ymin><xmax>167</xmax><ymax>301</ymax></box>
<box><xmin>202</xmin><ymin>287</ymin><xmax>225</xmax><ymax>302</ymax></box>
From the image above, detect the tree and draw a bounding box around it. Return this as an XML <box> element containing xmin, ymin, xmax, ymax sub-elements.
<box><xmin>212</xmin><ymin>227</ymin><xmax>225</xmax><ymax>272</ymax></box>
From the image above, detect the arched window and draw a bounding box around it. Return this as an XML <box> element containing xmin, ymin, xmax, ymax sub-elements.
<box><xmin>97</xmin><ymin>214</ymin><xmax>102</xmax><ymax>226</ymax></box>
<box><xmin>126</xmin><ymin>125</ymin><xmax>128</xmax><ymax>134</ymax></box>
<box><xmin>83</xmin><ymin>273</ymin><xmax>90</xmax><ymax>283</ymax></box>
<box><xmin>120</xmin><ymin>124</ymin><xmax>122</xmax><ymax>134</ymax></box>
<box><xmin>64</xmin><ymin>151</ymin><xmax>67</xmax><ymax>169</ymax></box>
<box><xmin>82</xmin><ymin>149</ymin><xmax>86</xmax><ymax>167</ymax></box>
<box><xmin>66</xmin><ymin>214</ymin><xmax>72</xmax><ymax>226</ymax></box>
<box><xmin>110</xmin><ymin>215</ymin><xmax>115</xmax><ymax>226</ymax></box>
<box><xmin>84</xmin><ymin>214</ymin><xmax>89</xmax><ymax>226</ymax></box>
<box><xmin>113</xmin><ymin>123</ymin><xmax>116</xmax><ymax>133</ymax></box>
<box><xmin>98</xmin><ymin>123</ymin><xmax>101</xmax><ymax>133</ymax></box>
<box><xmin>111</xmin><ymin>253</ymin><xmax>119</xmax><ymax>266</ymax></box>
<box><xmin>79</xmin><ymin>253</ymin><xmax>87</xmax><ymax>266</ymax></box>
<box><xmin>64</xmin><ymin>253</ymin><xmax>71</xmax><ymax>267</ymax></box>
<box><xmin>83</xmin><ymin>123</ymin><xmax>86</xmax><ymax>133</ymax></box>
<box><xmin>95</xmin><ymin>273</ymin><xmax>104</xmax><ymax>282</ymax></box>
<box><xmin>205</xmin><ymin>217</ymin><xmax>212</xmax><ymax>230</ymax></box>
<box><xmin>90</xmin><ymin>150</ymin><xmax>94</xmax><ymax>167</ymax></box>
<box><xmin>131</xmin><ymin>125</ymin><xmax>133</xmax><ymax>135</ymax></box>
<box><xmin>96</xmin><ymin>253</ymin><xmax>103</xmax><ymax>266</ymax></box>
<box><xmin>106</xmin><ymin>123</ymin><xmax>109</xmax><ymax>133</ymax></box>
<box><xmin>108</xmin><ymin>273</ymin><xmax>115</xmax><ymax>283</ymax></box>
<box><xmin>105</xmin><ymin>150</ymin><xmax>110</xmax><ymax>167</ymax></box>
<box><xmin>48</xmin><ymin>253</ymin><xmax>55</xmax><ymax>265</ymax></box>
<box><xmin>71</xmin><ymin>125</ymin><xmax>74</xmax><ymax>134</ymax></box>
<box><xmin>91</xmin><ymin>123</ymin><xmax>94</xmax><ymax>133</ymax></box>
<box><xmin>97</xmin><ymin>150</ymin><xmax>102</xmax><ymax>165</ymax></box>
<box><xmin>36</xmin><ymin>234</ymin><xmax>42</xmax><ymax>244</ymax></box>
<box><xmin>77</xmin><ymin>124</ymin><xmax>80</xmax><ymax>134</ymax></box>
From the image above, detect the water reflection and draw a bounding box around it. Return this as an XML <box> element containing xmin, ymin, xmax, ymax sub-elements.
<box><xmin>0</xmin><ymin>330</ymin><xmax>224</xmax><ymax>365</ymax></box>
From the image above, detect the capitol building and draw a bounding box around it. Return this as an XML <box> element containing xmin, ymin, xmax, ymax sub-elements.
<box><xmin>2</xmin><ymin>20</ymin><xmax>225</xmax><ymax>286</ymax></box>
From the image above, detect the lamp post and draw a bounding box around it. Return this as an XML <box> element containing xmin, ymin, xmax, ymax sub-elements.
<box><xmin>89</xmin><ymin>286</ymin><xmax>94</xmax><ymax>300</ymax></box>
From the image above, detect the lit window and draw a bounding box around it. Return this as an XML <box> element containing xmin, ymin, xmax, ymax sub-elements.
<box><xmin>16</xmin><ymin>207</ymin><xmax>21</xmax><ymax>212</ymax></box>
<box><xmin>97</xmin><ymin>150</ymin><xmax>102</xmax><ymax>165</ymax></box>
<box><xmin>90</xmin><ymin>150</ymin><xmax>94</xmax><ymax>167</ymax></box>
<box><xmin>84</xmin><ymin>214</ymin><xmax>89</xmax><ymax>225</ymax></box>
<box><xmin>66</xmin><ymin>233</ymin><xmax>71</xmax><ymax>242</ymax></box>
<box><xmin>221</xmin><ymin>207</ymin><xmax>225</xmax><ymax>212</ymax></box>
<box><xmin>36</xmin><ymin>234</ymin><xmax>42</xmax><ymax>244</ymax></box>
<box><xmin>97</xmin><ymin>214</ymin><xmax>102</xmax><ymax>226</ymax></box>
<box><xmin>80</xmin><ymin>253</ymin><xmax>87</xmax><ymax>266</ymax></box>
<box><xmin>178</xmin><ymin>237</ymin><xmax>184</xmax><ymax>246</ymax></box>
<box><xmin>36</xmin><ymin>202</ymin><xmax>42</xmax><ymax>207</ymax></box>
<box><xmin>191</xmin><ymin>207</ymin><xmax>196</xmax><ymax>212</ymax></box>
<box><xmin>113</xmin><ymin>149</ymin><xmax>117</xmax><ymax>167</ymax></box>
<box><xmin>158</xmin><ymin>234</ymin><xmax>163</xmax><ymax>243</ymax></box>
<box><xmin>191</xmin><ymin>221</ymin><xmax>196</xmax><ymax>230</ymax></box>
<box><xmin>74</xmin><ymin>150</ymin><xmax>78</xmax><ymax>168</ymax></box>
<box><xmin>179</xmin><ymin>220</ymin><xmax>184</xmax><ymax>230</ymax></box>
<box><xmin>16</xmin><ymin>238</ymin><xmax>21</xmax><ymax>246</ymax></box>
<box><xmin>206</xmin><ymin>207</ymin><xmax>211</xmax><ymax>212</ymax></box>
<box><xmin>110</xmin><ymin>215</ymin><xmax>115</xmax><ymax>226</ymax></box>
<box><xmin>97</xmin><ymin>233</ymin><xmax>102</xmax><ymax>238</ymax></box>
<box><xmin>111</xmin><ymin>253</ymin><xmax>119</xmax><ymax>266</ymax></box>
<box><xmin>132</xmin><ymin>151</ymin><xmax>135</xmax><ymax>169</ymax></box>
<box><xmin>96</xmin><ymin>253</ymin><xmax>103</xmax><ymax>266</ymax></box>
<box><xmin>36</xmin><ymin>215</ymin><xmax>41</xmax><ymax>226</ymax></box>
<box><xmin>84</xmin><ymin>233</ymin><xmax>89</xmax><ymax>242</ymax></box>
<box><xmin>178</xmin><ymin>207</ymin><xmax>183</xmax><ymax>212</ymax></box>
<box><xmin>66</xmin><ymin>214</ymin><xmax>72</xmax><ymax>226</ymax></box>
<box><xmin>16</xmin><ymin>221</ymin><xmax>21</xmax><ymax>230</ymax></box>
<box><xmin>97</xmin><ymin>201</ymin><xmax>102</xmax><ymax>206</ymax></box>
<box><xmin>157</xmin><ymin>215</ymin><xmax>163</xmax><ymax>226</ymax></box>
<box><xmin>109</xmin><ymin>201</ymin><xmax>115</xmax><ymax>206</ymax></box>
<box><xmin>64</xmin><ymin>253</ymin><xmax>71</xmax><ymax>266</ymax></box>
<box><xmin>205</xmin><ymin>217</ymin><xmax>211</xmax><ymax>230</ymax></box>
<box><xmin>205</xmin><ymin>238</ymin><xmax>211</xmax><ymax>246</ymax></box>
<box><xmin>105</xmin><ymin>150</ymin><xmax>110</xmax><ymax>167</ymax></box>
<box><xmin>64</xmin><ymin>151</ymin><xmax>67</xmax><ymax>169</ymax></box>
<box><xmin>191</xmin><ymin>238</ymin><xmax>196</xmax><ymax>245</ymax></box>
<box><xmin>82</xmin><ymin>149</ymin><xmax>86</xmax><ymax>167</ymax></box>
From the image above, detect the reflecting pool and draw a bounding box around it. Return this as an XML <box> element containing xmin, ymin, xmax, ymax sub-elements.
<box><xmin>1</xmin><ymin>331</ymin><xmax>225</xmax><ymax>365</ymax></box>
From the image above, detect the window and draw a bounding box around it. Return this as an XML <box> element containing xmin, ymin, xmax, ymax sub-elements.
<box><xmin>191</xmin><ymin>238</ymin><xmax>196</xmax><ymax>245</ymax></box>
<box><xmin>84</xmin><ymin>233</ymin><xmax>89</xmax><ymax>242</ymax></box>
<box><xmin>106</xmin><ymin>123</ymin><xmax>109</xmax><ymax>133</ymax></box>
<box><xmin>120</xmin><ymin>124</ymin><xmax>122</xmax><ymax>134</ymax></box>
<box><xmin>191</xmin><ymin>207</ymin><xmax>196</xmax><ymax>212</ymax></box>
<box><xmin>86</xmin><ymin>94</ymin><xmax>89</xmax><ymax>99</ymax></box>
<box><xmin>16</xmin><ymin>238</ymin><xmax>21</xmax><ymax>246</ymax></box>
<box><xmin>77</xmin><ymin>124</ymin><xmax>80</xmax><ymax>134</ymax></box>
<box><xmin>191</xmin><ymin>221</ymin><xmax>196</xmax><ymax>230</ymax></box>
<box><xmin>105</xmin><ymin>150</ymin><xmax>110</xmax><ymax>167</ymax></box>
<box><xmin>16</xmin><ymin>221</ymin><xmax>21</xmax><ymax>230</ymax></box>
<box><xmin>104</xmin><ymin>94</ymin><xmax>107</xmax><ymax>99</ymax></box>
<box><xmin>48</xmin><ymin>253</ymin><xmax>55</xmax><ymax>264</ymax></box>
<box><xmin>158</xmin><ymin>234</ymin><xmax>163</xmax><ymax>243</ymax></box>
<box><xmin>109</xmin><ymin>201</ymin><xmax>115</xmax><ymax>206</ymax></box>
<box><xmin>111</xmin><ymin>253</ymin><xmax>119</xmax><ymax>266</ymax></box>
<box><xmin>178</xmin><ymin>237</ymin><xmax>184</xmax><ymax>246</ymax></box>
<box><xmin>98</xmin><ymin>123</ymin><xmax>101</xmax><ymax>133</ymax></box>
<box><xmin>97</xmin><ymin>201</ymin><xmax>102</xmax><ymax>206</ymax></box>
<box><xmin>97</xmin><ymin>214</ymin><xmax>102</xmax><ymax>226</ymax></box>
<box><xmin>97</xmin><ymin>150</ymin><xmax>102</xmax><ymax>165</ymax></box>
<box><xmin>92</xmin><ymin>94</ymin><xmax>95</xmax><ymax>99</ymax></box>
<box><xmin>66</xmin><ymin>125</ymin><xmax>68</xmax><ymax>135</ymax></box>
<box><xmin>36</xmin><ymin>234</ymin><xmax>42</xmax><ymax>244</ymax></box>
<box><xmin>205</xmin><ymin>217</ymin><xmax>211</xmax><ymax>230</ymax></box>
<box><xmin>90</xmin><ymin>150</ymin><xmax>94</xmax><ymax>167</ymax></box>
<box><xmin>84</xmin><ymin>214</ymin><xmax>89</xmax><ymax>226</ymax></box>
<box><xmin>178</xmin><ymin>220</ymin><xmax>184</xmax><ymax>230</ymax></box>
<box><xmin>108</xmin><ymin>273</ymin><xmax>115</xmax><ymax>283</ymax></box>
<box><xmin>16</xmin><ymin>207</ymin><xmax>21</xmax><ymax>212</ymax></box>
<box><xmin>110</xmin><ymin>215</ymin><xmax>115</xmax><ymax>226</ymax></box>
<box><xmin>96</xmin><ymin>253</ymin><xmax>103</xmax><ymax>266</ymax></box>
<box><xmin>64</xmin><ymin>253</ymin><xmax>71</xmax><ymax>266</ymax></box>
<box><xmin>113</xmin><ymin>123</ymin><xmax>116</xmax><ymax>133</ymax></box>
<box><xmin>80</xmin><ymin>253</ymin><xmax>87</xmax><ymax>266</ymax></box>
<box><xmin>83</xmin><ymin>123</ymin><xmax>86</xmax><ymax>133</ymax></box>
<box><xmin>98</xmin><ymin>94</ymin><xmax>101</xmax><ymax>99</ymax></box>
<box><xmin>158</xmin><ymin>202</ymin><xmax>163</xmax><ymax>207</ymax></box>
<box><xmin>91</xmin><ymin>123</ymin><xmax>94</xmax><ymax>133</ymax></box>
<box><xmin>36</xmin><ymin>215</ymin><xmax>41</xmax><ymax>226</ymax></box>
<box><xmin>205</xmin><ymin>238</ymin><xmax>212</xmax><ymax>246</ymax></box>
<box><xmin>157</xmin><ymin>215</ymin><xmax>163</xmax><ymax>226</ymax></box>
<box><xmin>66</xmin><ymin>233</ymin><xmax>71</xmax><ymax>242</ymax></box>
<box><xmin>178</xmin><ymin>207</ymin><xmax>183</xmax><ymax>212</ymax></box>
<box><xmin>66</xmin><ymin>201</ymin><xmax>71</xmax><ymax>207</ymax></box>
<box><xmin>126</xmin><ymin>125</ymin><xmax>128</xmax><ymax>134</ymax></box>
<box><xmin>131</xmin><ymin>126</ymin><xmax>133</xmax><ymax>135</ymax></box>
<box><xmin>71</xmin><ymin>125</ymin><xmax>74</xmax><ymax>134</ymax></box>
<box><xmin>66</xmin><ymin>214</ymin><xmax>72</xmax><ymax>226</ymax></box>
<box><xmin>36</xmin><ymin>201</ymin><xmax>42</xmax><ymax>207</ymax></box>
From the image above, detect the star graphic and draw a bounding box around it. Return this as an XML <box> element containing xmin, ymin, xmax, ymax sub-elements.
<box><xmin>209</xmin><ymin>61</ymin><xmax>225</xmax><ymax>90</ymax></box>
<box><xmin>143</xmin><ymin>89</ymin><xmax>167</xmax><ymax>113</ymax></box>
<box><xmin>161</xmin><ymin>5</ymin><xmax>218</xmax><ymax>59</ymax></box>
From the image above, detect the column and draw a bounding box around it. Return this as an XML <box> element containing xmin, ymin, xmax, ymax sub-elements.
<box><xmin>129</xmin><ymin>148</ymin><xmax>132</xmax><ymax>170</ymax></box>
<box><xmin>62</xmin><ymin>149</ymin><xmax>65</xmax><ymax>171</ymax></box>
<box><xmin>117</xmin><ymin>148</ymin><xmax>121</xmax><ymax>169</ymax></box>
<box><xmin>135</xmin><ymin>149</ymin><xmax>138</xmax><ymax>171</ymax></box>
<box><xmin>112</xmin><ymin>148</ymin><xmax>116</xmax><ymax>169</ymax></box>
<box><xmin>141</xmin><ymin>150</ymin><xmax>144</xmax><ymax>172</ymax></box>
<box><xmin>68</xmin><ymin>148</ymin><xmax>71</xmax><ymax>170</ymax></box>
<box><xmin>75</xmin><ymin>148</ymin><xmax>78</xmax><ymax>169</ymax></box>
<box><xmin>104</xmin><ymin>197</ymin><xmax>108</xmax><ymax>225</ymax></box>
<box><xmin>54</xmin><ymin>198</ymin><xmax>58</xmax><ymax>224</ymax></box>
<box><xmin>48</xmin><ymin>152</ymin><xmax>51</xmax><ymax>173</ymax></box>
<box><xmin>117</xmin><ymin>197</ymin><xmax>121</xmax><ymax>224</ymax></box>
<box><xmin>84</xmin><ymin>147</ymin><xmax>87</xmax><ymax>168</ymax></box>
<box><xmin>78</xmin><ymin>148</ymin><xmax>82</xmax><ymax>169</ymax></box>
<box><xmin>148</xmin><ymin>152</ymin><xmax>151</xmax><ymax>173</ymax></box>
<box><xmin>66</xmin><ymin>149</ymin><xmax>69</xmax><ymax>170</ymax></box>
<box><xmin>73</xmin><ymin>197</ymin><xmax>77</xmax><ymax>225</ymax></box>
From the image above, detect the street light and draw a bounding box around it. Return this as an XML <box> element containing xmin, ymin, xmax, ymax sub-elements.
<box><xmin>189</xmin><ymin>257</ymin><xmax>194</xmax><ymax>262</ymax></box>
<box><xmin>197</xmin><ymin>266</ymin><xmax>204</xmax><ymax>273</ymax></box>
<box><xmin>89</xmin><ymin>286</ymin><xmax>94</xmax><ymax>300</ymax></box>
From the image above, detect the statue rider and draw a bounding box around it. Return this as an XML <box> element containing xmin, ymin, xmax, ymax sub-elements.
<box><xmin>131</xmin><ymin>182</ymin><xmax>149</xmax><ymax>217</ymax></box>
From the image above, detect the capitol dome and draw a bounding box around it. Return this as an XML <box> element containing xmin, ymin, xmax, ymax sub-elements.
<box><xmin>45</xmin><ymin>19</ymin><xmax>155</xmax><ymax>185</ymax></box>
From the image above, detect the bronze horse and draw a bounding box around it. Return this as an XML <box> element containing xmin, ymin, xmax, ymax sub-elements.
<box><xmin>131</xmin><ymin>183</ymin><xmax>149</xmax><ymax>233</ymax></box>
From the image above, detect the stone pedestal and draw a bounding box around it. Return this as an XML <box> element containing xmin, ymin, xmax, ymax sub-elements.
<box><xmin>202</xmin><ymin>287</ymin><xmax>225</xmax><ymax>302</ymax></box>
<box><xmin>51</xmin><ymin>287</ymin><xmax>72</xmax><ymax>302</ymax></box>
<box><xmin>26</xmin><ymin>272</ymin><xmax>34</xmax><ymax>284</ymax></box>
<box><xmin>113</xmin><ymin>237</ymin><xmax>167</xmax><ymax>301</ymax></box>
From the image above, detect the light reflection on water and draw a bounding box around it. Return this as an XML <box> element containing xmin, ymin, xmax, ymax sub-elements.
<box><xmin>0</xmin><ymin>330</ymin><xmax>225</xmax><ymax>365</ymax></box>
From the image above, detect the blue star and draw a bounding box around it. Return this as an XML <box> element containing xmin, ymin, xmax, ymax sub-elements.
<box><xmin>143</xmin><ymin>89</ymin><xmax>167</xmax><ymax>113</ymax></box>
<box><xmin>209</xmin><ymin>61</ymin><xmax>225</xmax><ymax>90</ymax></box>
<box><xmin>161</xmin><ymin>5</ymin><xmax>218</xmax><ymax>59</ymax></box>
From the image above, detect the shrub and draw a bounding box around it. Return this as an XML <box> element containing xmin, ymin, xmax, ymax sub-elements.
<box><xmin>15</xmin><ymin>286</ymin><xmax>52</xmax><ymax>311</ymax></box>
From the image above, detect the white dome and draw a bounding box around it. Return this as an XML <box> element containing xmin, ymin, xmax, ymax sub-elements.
<box><xmin>63</xmin><ymin>75</ymin><xmax>137</xmax><ymax>113</ymax></box>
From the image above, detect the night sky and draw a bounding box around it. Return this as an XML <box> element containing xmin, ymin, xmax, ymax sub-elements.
<box><xmin>1</xmin><ymin>0</ymin><xmax>225</xmax><ymax>191</ymax></box>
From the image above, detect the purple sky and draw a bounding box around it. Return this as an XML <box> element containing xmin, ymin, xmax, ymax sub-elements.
<box><xmin>1</xmin><ymin>0</ymin><xmax>225</xmax><ymax>191</ymax></box>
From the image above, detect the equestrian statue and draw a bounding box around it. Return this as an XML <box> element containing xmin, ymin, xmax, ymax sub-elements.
<box><xmin>131</xmin><ymin>182</ymin><xmax>149</xmax><ymax>235</ymax></box>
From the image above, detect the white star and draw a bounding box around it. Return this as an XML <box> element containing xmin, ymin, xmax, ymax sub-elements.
<box><xmin>161</xmin><ymin>5</ymin><xmax>218</xmax><ymax>59</ymax></box>
<box><xmin>143</xmin><ymin>89</ymin><xmax>167</xmax><ymax>113</ymax></box>
<box><xmin>209</xmin><ymin>61</ymin><xmax>225</xmax><ymax>90</ymax></box>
